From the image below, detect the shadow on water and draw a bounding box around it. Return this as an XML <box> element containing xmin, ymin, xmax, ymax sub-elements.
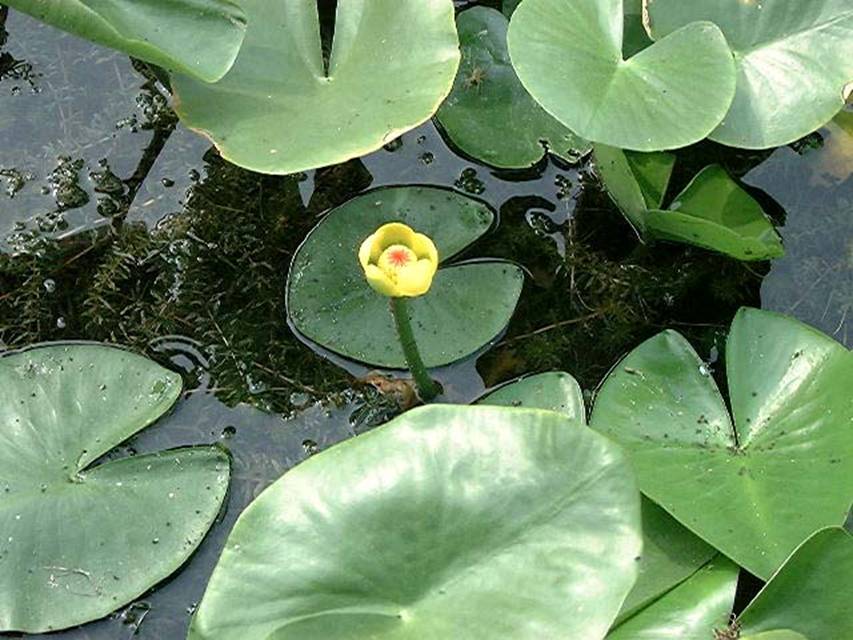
<box><xmin>0</xmin><ymin>6</ymin><xmax>849</xmax><ymax>639</ymax></box>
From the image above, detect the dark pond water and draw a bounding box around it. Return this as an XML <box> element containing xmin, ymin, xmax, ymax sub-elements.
<box><xmin>0</xmin><ymin>5</ymin><xmax>850</xmax><ymax>639</ymax></box>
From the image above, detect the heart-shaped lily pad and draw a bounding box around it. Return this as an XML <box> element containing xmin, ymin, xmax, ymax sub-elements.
<box><xmin>607</xmin><ymin>557</ymin><xmax>738</xmax><ymax>639</ymax></box>
<box><xmin>0</xmin><ymin>344</ymin><xmax>230</xmax><ymax>633</ymax></box>
<box><xmin>507</xmin><ymin>0</ymin><xmax>737</xmax><ymax>151</ymax></box>
<box><xmin>286</xmin><ymin>187</ymin><xmax>524</xmax><ymax>368</ymax></box>
<box><xmin>645</xmin><ymin>0</ymin><xmax>853</xmax><ymax>148</ymax></box>
<box><xmin>172</xmin><ymin>0</ymin><xmax>460</xmax><ymax>174</ymax></box>
<box><xmin>738</xmin><ymin>527</ymin><xmax>853</xmax><ymax>639</ymax></box>
<box><xmin>590</xmin><ymin>307</ymin><xmax>853</xmax><ymax>579</ymax></box>
<box><xmin>596</xmin><ymin>146</ymin><xmax>783</xmax><ymax>259</ymax></box>
<box><xmin>5</xmin><ymin>0</ymin><xmax>246</xmax><ymax>82</ymax></box>
<box><xmin>477</xmin><ymin>371</ymin><xmax>716</xmax><ymax>624</ymax></box>
<box><xmin>436</xmin><ymin>7</ymin><xmax>589</xmax><ymax>169</ymax></box>
<box><xmin>189</xmin><ymin>405</ymin><xmax>642</xmax><ymax>640</ymax></box>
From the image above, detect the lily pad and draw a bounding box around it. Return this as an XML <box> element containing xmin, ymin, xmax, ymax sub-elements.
<box><xmin>172</xmin><ymin>0</ymin><xmax>460</xmax><ymax>174</ymax></box>
<box><xmin>738</xmin><ymin>527</ymin><xmax>853</xmax><ymax>639</ymax></box>
<box><xmin>189</xmin><ymin>405</ymin><xmax>642</xmax><ymax>640</ymax></box>
<box><xmin>645</xmin><ymin>0</ymin><xmax>853</xmax><ymax>148</ymax></box>
<box><xmin>477</xmin><ymin>371</ymin><xmax>586</xmax><ymax>422</ymax></box>
<box><xmin>436</xmin><ymin>7</ymin><xmax>589</xmax><ymax>169</ymax></box>
<box><xmin>741</xmin><ymin>632</ymin><xmax>809</xmax><ymax>640</ymax></box>
<box><xmin>507</xmin><ymin>0</ymin><xmax>736</xmax><ymax>151</ymax></box>
<box><xmin>0</xmin><ymin>344</ymin><xmax>230</xmax><ymax>633</ymax></box>
<box><xmin>590</xmin><ymin>307</ymin><xmax>853</xmax><ymax>579</ymax></box>
<box><xmin>596</xmin><ymin>146</ymin><xmax>783</xmax><ymax>259</ymax></box>
<box><xmin>477</xmin><ymin>371</ymin><xmax>716</xmax><ymax>623</ymax></box>
<box><xmin>607</xmin><ymin>557</ymin><xmax>738</xmax><ymax>639</ymax></box>
<box><xmin>5</xmin><ymin>0</ymin><xmax>246</xmax><ymax>83</ymax></box>
<box><xmin>287</xmin><ymin>187</ymin><xmax>524</xmax><ymax>369</ymax></box>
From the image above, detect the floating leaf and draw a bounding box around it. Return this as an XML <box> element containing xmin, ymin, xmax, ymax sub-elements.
<box><xmin>4</xmin><ymin>0</ymin><xmax>246</xmax><ymax>83</ymax></box>
<box><xmin>741</xmin><ymin>632</ymin><xmax>809</xmax><ymax>640</ymax></box>
<box><xmin>172</xmin><ymin>0</ymin><xmax>460</xmax><ymax>174</ymax></box>
<box><xmin>738</xmin><ymin>527</ymin><xmax>853</xmax><ymax>639</ymax></box>
<box><xmin>477</xmin><ymin>371</ymin><xmax>586</xmax><ymax>422</ymax></box>
<box><xmin>0</xmin><ymin>344</ymin><xmax>230</xmax><ymax>633</ymax></box>
<box><xmin>590</xmin><ymin>307</ymin><xmax>853</xmax><ymax>579</ymax></box>
<box><xmin>436</xmin><ymin>7</ymin><xmax>589</xmax><ymax>169</ymax></box>
<box><xmin>287</xmin><ymin>187</ymin><xmax>523</xmax><ymax>369</ymax></box>
<box><xmin>645</xmin><ymin>0</ymin><xmax>853</xmax><ymax>148</ymax></box>
<box><xmin>607</xmin><ymin>557</ymin><xmax>738</xmax><ymax>639</ymax></box>
<box><xmin>477</xmin><ymin>371</ymin><xmax>715</xmax><ymax>624</ymax></box>
<box><xmin>596</xmin><ymin>146</ymin><xmax>783</xmax><ymax>259</ymax></box>
<box><xmin>507</xmin><ymin>0</ymin><xmax>736</xmax><ymax>151</ymax></box>
<box><xmin>189</xmin><ymin>405</ymin><xmax>642</xmax><ymax>640</ymax></box>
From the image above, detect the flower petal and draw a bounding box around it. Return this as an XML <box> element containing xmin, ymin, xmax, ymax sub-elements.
<box><xmin>363</xmin><ymin>264</ymin><xmax>400</xmax><ymax>297</ymax></box>
<box><xmin>395</xmin><ymin>259</ymin><xmax>437</xmax><ymax>297</ymax></box>
<box><xmin>358</xmin><ymin>234</ymin><xmax>376</xmax><ymax>269</ymax></box>
<box><xmin>410</xmin><ymin>232</ymin><xmax>439</xmax><ymax>265</ymax></box>
<box><xmin>373</xmin><ymin>223</ymin><xmax>416</xmax><ymax>254</ymax></box>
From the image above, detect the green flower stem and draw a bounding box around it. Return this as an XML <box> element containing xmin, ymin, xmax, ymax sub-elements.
<box><xmin>390</xmin><ymin>297</ymin><xmax>441</xmax><ymax>401</ymax></box>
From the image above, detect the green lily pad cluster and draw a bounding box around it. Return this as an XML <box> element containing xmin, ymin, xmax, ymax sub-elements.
<box><xmin>595</xmin><ymin>145</ymin><xmax>784</xmax><ymax>259</ymax></box>
<box><xmin>508</xmin><ymin>0</ymin><xmax>853</xmax><ymax>150</ymax></box>
<box><xmin>0</xmin><ymin>345</ymin><xmax>229</xmax><ymax>633</ymax></box>
<box><xmin>286</xmin><ymin>186</ymin><xmax>524</xmax><ymax>369</ymax></box>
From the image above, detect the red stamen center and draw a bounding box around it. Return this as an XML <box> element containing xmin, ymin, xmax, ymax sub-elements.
<box><xmin>387</xmin><ymin>248</ymin><xmax>411</xmax><ymax>267</ymax></box>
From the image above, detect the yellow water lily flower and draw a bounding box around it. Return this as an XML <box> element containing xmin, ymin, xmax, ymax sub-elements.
<box><xmin>358</xmin><ymin>222</ymin><xmax>439</xmax><ymax>297</ymax></box>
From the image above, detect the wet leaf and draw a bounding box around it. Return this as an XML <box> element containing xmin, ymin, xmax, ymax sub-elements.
<box><xmin>590</xmin><ymin>307</ymin><xmax>853</xmax><ymax>579</ymax></box>
<box><xmin>189</xmin><ymin>405</ymin><xmax>642</xmax><ymax>640</ymax></box>
<box><xmin>0</xmin><ymin>344</ymin><xmax>230</xmax><ymax>633</ymax></box>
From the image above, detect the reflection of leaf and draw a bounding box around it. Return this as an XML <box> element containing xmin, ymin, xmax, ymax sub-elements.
<box><xmin>173</xmin><ymin>0</ymin><xmax>460</xmax><ymax>174</ymax></box>
<box><xmin>190</xmin><ymin>405</ymin><xmax>643</xmax><ymax>640</ymax></box>
<box><xmin>0</xmin><ymin>345</ymin><xmax>230</xmax><ymax>633</ymax></box>
<box><xmin>591</xmin><ymin>307</ymin><xmax>853</xmax><ymax>579</ymax></box>
<box><xmin>508</xmin><ymin>0</ymin><xmax>736</xmax><ymax>150</ymax></box>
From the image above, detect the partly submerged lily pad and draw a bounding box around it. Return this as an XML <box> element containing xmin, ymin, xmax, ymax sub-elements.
<box><xmin>607</xmin><ymin>557</ymin><xmax>738</xmax><ymax>639</ymax></box>
<box><xmin>172</xmin><ymin>0</ymin><xmax>460</xmax><ymax>174</ymax></box>
<box><xmin>590</xmin><ymin>307</ymin><xmax>853</xmax><ymax>579</ymax></box>
<box><xmin>477</xmin><ymin>371</ymin><xmax>716</xmax><ymax>624</ymax></box>
<box><xmin>507</xmin><ymin>0</ymin><xmax>736</xmax><ymax>151</ymax></box>
<box><xmin>737</xmin><ymin>527</ymin><xmax>853</xmax><ymax>640</ymax></box>
<box><xmin>595</xmin><ymin>146</ymin><xmax>783</xmax><ymax>260</ymax></box>
<box><xmin>189</xmin><ymin>405</ymin><xmax>642</xmax><ymax>640</ymax></box>
<box><xmin>645</xmin><ymin>0</ymin><xmax>853</xmax><ymax>148</ymax></box>
<box><xmin>5</xmin><ymin>0</ymin><xmax>246</xmax><ymax>83</ymax></box>
<box><xmin>0</xmin><ymin>344</ymin><xmax>230</xmax><ymax>633</ymax></box>
<box><xmin>436</xmin><ymin>7</ymin><xmax>589</xmax><ymax>169</ymax></box>
<box><xmin>286</xmin><ymin>187</ymin><xmax>524</xmax><ymax>369</ymax></box>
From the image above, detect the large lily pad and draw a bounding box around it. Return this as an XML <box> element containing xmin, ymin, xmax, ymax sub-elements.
<box><xmin>477</xmin><ymin>371</ymin><xmax>716</xmax><ymax>624</ymax></box>
<box><xmin>189</xmin><ymin>405</ymin><xmax>642</xmax><ymax>640</ymax></box>
<box><xmin>645</xmin><ymin>0</ymin><xmax>853</xmax><ymax>148</ymax></box>
<box><xmin>287</xmin><ymin>187</ymin><xmax>524</xmax><ymax>369</ymax></box>
<box><xmin>590</xmin><ymin>307</ymin><xmax>853</xmax><ymax>579</ymax></box>
<box><xmin>738</xmin><ymin>527</ymin><xmax>853</xmax><ymax>639</ymax></box>
<box><xmin>5</xmin><ymin>0</ymin><xmax>246</xmax><ymax>82</ymax></box>
<box><xmin>607</xmin><ymin>557</ymin><xmax>738</xmax><ymax>639</ymax></box>
<box><xmin>172</xmin><ymin>0</ymin><xmax>460</xmax><ymax>174</ymax></box>
<box><xmin>436</xmin><ymin>7</ymin><xmax>589</xmax><ymax>169</ymax></box>
<box><xmin>596</xmin><ymin>146</ymin><xmax>783</xmax><ymax>259</ymax></box>
<box><xmin>507</xmin><ymin>0</ymin><xmax>736</xmax><ymax>151</ymax></box>
<box><xmin>0</xmin><ymin>344</ymin><xmax>230</xmax><ymax>633</ymax></box>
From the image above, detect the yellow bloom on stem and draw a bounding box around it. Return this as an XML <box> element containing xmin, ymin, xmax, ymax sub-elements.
<box><xmin>358</xmin><ymin>223</ymin><xmax>439</xmax><ymax>297</ymax></box>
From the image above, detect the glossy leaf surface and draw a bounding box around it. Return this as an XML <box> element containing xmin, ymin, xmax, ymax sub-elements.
<box><xmin>0</xmin><ymin>345</ymin><xmax>230</xmax><ymax>633</ymax></box>
<box><xmin>173</xmin><ymin>0</ymin><xmax>460</xmax><ymax>174</ymax></box>
<box><xmin>507</xmin><ymin>0</ymin><xmax>736</xmax><ymax>151</ymax></box>
<box><xmin>590</xmin><ymin>308</ymin><xmax>853</xmax><ymax>579</ymax></box>
<box><xmin>478</xmin><ymin>371</ymin><xmax>585</xmax><ymax>422</ymax></box>
<box><xmin>646</xmin><ymin>0</ymin><xmax>853</xmax><ymax>148</ymax></box>
<box><xmin>5</xmin><ymin>0</ymin><xmax>246</xmax><ymax>82</ymax></box>
<box><xmin>190</xmin><ymin>405</ymin><xmax>642</xmax><ymax>640</ymax></box>
<box><xmin>436</xmin><ymin>7</ymin><xmax>589</xmax><ymax>169</ymax></box>
<box><xmin>287</xmin><ymin>187</ymin><xmax>523</xmax><ymax>368</ymax></box>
